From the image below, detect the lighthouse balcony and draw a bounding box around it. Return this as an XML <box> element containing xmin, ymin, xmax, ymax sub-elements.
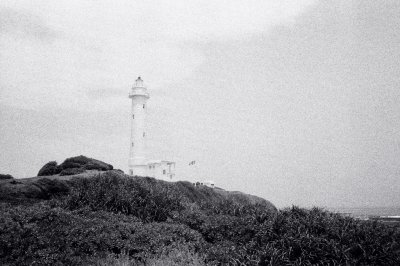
<box><xmin>129</xmin><ymin>88</ymin><xmax>149</xmax><ymax>98</ymax></box>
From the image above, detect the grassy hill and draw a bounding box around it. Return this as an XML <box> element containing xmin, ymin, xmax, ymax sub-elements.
<box><xmin>1</xmin><ymin>156</ymin><xmax>399</xmax><ymax>265</ymax></box>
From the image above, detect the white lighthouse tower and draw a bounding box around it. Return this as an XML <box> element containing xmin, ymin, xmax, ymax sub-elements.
<box><xmin>128</xmin><ymin>77</ymin><xmax>149</xmax><ymax>176</ymax></box>
<box><xmin>127</xmin><ymin>76</ymin><xmax>176</xmax><ymax>180</ymax></box>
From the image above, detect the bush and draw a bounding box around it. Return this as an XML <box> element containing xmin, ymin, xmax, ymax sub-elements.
<box><xmin>0</xmin><ymin>204</ymin><xmax>204</xmax><ymax>265</ymax></box>
<box><xmin>63</xmin><ymin>155</ymin><xmax>92</xmax><ymax>165</ymax></box>
<box><xmin>59</xmin><ymin>167</ymin><xmax>85</xmax><ymax>176</ymax></box>
<box><xmin>1</xmin><ymin>170</ymin><xmax>400</xmax><ymax>265</ymax></box>
<box><xmin>64</xmin><ymin>171</ymin><xmax>183</xmax><ymax>222</ymax></box>
<box><xmin>23</xmin><ymin>178</ymin><xmax>70</xmax><ymax>199</ymax></box>
<box><xmin>0</xmin><ymin>174</ymin><xmax>13</xmax><ymax>180</ymax></box>
<box><xmin>84</xmin><ymin>162</ymin><xmax>108</xmax><ymax>171</ymax></box>
<box><xmin>145</xmin><ymin>244</ymin><xmax>206</xmax><ymax>266</ymax></box>
<box><xmin>61</xmin><ymin>155</ymin><xmax>113</xmax><ymax>171</ymax></box>
<box><xmin>59</xmin><ymin>161</ymin><xmax>82</xmax><ymax>170</ymax></box>
<box><xmin>252</xmin><ymin>206</ymin><xmax>400</xmax><ymax>266</ymax></box>
<box><xmin>37</xmin><ymin>161</ymin><xmax>60</xmax><ymax>176</ymax></box>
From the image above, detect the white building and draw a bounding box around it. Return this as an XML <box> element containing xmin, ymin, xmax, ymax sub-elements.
<box><xmin>128</xmin><ymin>77</ymin><xmax>175</xmax><ymax>181</ymax></box>
<box><xmin>202</xmin><ymin>180</ymin><xmax>215</xmax><ymax>188</ymax></box>
<box><xmin>147</xmin><ymin>160</ymin><xmax>176</xmax><ymax>181</ymax></box>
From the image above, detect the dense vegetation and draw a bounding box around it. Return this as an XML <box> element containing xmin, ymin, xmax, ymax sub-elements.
<box><xmin>1</xmin><ymin>169</ymin><xmax>399</xmax><ymax>265</ymax></box>
<box><xmin>0</xmin><ymin>174</ymin><xmax>13</xmax><ymax>180</ymax></box>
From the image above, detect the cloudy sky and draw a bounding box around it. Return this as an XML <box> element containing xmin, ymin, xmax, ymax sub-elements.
<box><xmin>1</xmin><ymin>0</ymin><xmax>400</xmax><ymax>208</ymax></box>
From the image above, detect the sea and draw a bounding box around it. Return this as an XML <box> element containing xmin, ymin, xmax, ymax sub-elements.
<box><xmin>327</xmin><ymin>206</ymin><xmax>400</xmax><ymax>220</ymax></box>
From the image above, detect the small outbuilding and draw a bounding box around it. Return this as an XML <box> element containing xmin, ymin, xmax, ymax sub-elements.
<box><xmin>147</xmin><ymin>160</ymin><xmax>176</xmax><ymax>182</ymax></box>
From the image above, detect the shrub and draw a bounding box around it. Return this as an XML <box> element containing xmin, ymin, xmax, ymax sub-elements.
<box><xmin>61</xmin><ymin>155</ymin><xmax>113</xmax><ymax>171</ymax></box>
<box><xmin>59</xmin><ymin>167</ymin><xmax>85</xmax><ymax>176</ymax></box>
<box><xmin>64</xmin><ymin>171</ymin><xmax>183</xmax><ymax>222</ymax></box>
<box><xmin>94</xmin><ymin>235</ymin><xmax>206</xmax><ymax>266</ymax></box>
<box><xmin>253</xmin><ymin>206</ymin><xmax>400</xmax><ymax>266</ymax></box>
<box><xmin>96</xmin><ymin>252</ymin><xmax>139</xmax><ymax>266</ymax></box>
<box><xmin>2</xmin><ymin>169</ymin><xmax>400</xmax><ymax>266</ymax></box>
<box><xmin>63</xmin><ymin>155</ymin><xmax>92</xmax><ymax>165</ymax></box>
<box><xmin>84</xmin><ymin>162</ymin><xmax>108</xmax><ymax>171</ymax></box>
<box><xmin>0</xmin><ymin>174</ymin><xmax>13</xmax><ymax>180</ymax></box>
<box><xmin>59</xmin><ymin>161</ymin><xmax>82</xmax><ymax>170</ymax></box>
<box><xmin>35</xmin><ymin>178</ymin><xmax>70</xmax><ymax>197</ymax></box>
<box><xmin>0</xmin><ymin>204</ymin><xmax>204</xmax><ymax>266</ymax></box>
<box><xmin>145</xmin><ymin>244</ymin><xmax>206</xmax><ymax>266</ymax></box>
<box><xmin>22</xmin><ymin>178</ymin><xmax>70</xmax><ymax>199</ymax></box>
<box><xmin>37</xmin><ymin>161</ymin><xmax>60</xmax><ymax>176</ymax></box>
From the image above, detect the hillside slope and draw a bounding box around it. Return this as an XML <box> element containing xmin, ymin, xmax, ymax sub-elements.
<box><xmin>1</xmin><ymin>157</ymin><xmax>399</xmax><ymax>265</ymax></box>
<box><xmin>0</xmin><ymin>169</ymin><xmax>276</xmax><ymax>213</ymax></box>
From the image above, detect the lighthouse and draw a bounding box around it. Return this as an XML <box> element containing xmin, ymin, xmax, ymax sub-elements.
<box><xmin>128</xmin><ymin>77</ymin><xmax>176</xmax><ymax>180</ymax></box>
<box><xmin>128</xmin><ymin>77</ymin><xmax>149</xmax><ymax>176</ymax></box>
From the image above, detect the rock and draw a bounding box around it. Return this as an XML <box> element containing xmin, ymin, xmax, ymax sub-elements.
<box><xmin>37</xmin><ymin>155</ymin><xmax>114</xmax><ymax>177</ymax></box>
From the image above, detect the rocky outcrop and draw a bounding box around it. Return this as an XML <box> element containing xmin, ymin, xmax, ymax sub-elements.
<box><xmin>37</xmin><ymin>155</ymin><xmax>113</xmax><ymax>176</ymax></box>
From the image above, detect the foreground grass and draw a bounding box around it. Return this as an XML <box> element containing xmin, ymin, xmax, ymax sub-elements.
<box><xmin>1</xmin><ymin>171</ymin><xmax>399</xmax><ymax>265</ymax></box>
<box><xmin>96</xmin><ymin>245</ymin><xmax>205</xmax><ymax>266</ymax></box>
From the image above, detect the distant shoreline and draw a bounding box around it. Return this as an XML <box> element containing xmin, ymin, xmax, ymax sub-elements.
<box><xmin>327</xmin><ymin>206</ymin><xmax>400</xmax><ymax>223</ymax></box>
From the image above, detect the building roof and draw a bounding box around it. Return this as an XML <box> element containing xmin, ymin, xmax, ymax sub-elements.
<box><xmin>146</xmin><ymin>159</ymin><xmax>175</xmax><ymax>165</ymax></box>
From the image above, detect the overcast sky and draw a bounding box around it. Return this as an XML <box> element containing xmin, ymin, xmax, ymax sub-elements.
<box><xmin>1</xmin><ymin>0</ymin><xmax>400</xmax><ymax>208</ymax></box>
